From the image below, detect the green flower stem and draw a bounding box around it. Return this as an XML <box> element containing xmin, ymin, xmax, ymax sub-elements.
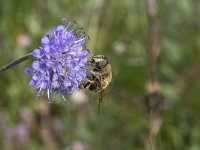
<box><xmin>0</xmin><ymin>53</ymin><xmax>33</xmax><ymax>74</ymax></box>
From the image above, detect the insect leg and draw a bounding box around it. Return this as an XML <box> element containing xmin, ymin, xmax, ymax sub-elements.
<box><xmin>98</xmin><ymin>76</ymin><xmax>103</xmax><ymax>114</ymax></box>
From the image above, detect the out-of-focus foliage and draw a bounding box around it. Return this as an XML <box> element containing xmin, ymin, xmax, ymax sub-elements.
<box><xmin>0</xmin><ymin>0</ymin><xmax>200</xmax><ymax>149</ymax></box>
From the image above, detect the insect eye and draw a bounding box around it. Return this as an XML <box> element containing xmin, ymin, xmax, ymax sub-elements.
<box><xmin>96</xmin><ymin>61</ymin><xmax>107</xmax><ymax>69</ymax></box>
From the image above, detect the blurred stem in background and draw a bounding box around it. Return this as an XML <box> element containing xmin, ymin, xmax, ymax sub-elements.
<box><xmin>88</xmin><ymin>0</ymin><xmax>104</xmax><ymax>53</ymax></box>
<box><xmin>145</xmin><ymin>0</ymin><xmax>162</xmax><ymax>150</ymax></box>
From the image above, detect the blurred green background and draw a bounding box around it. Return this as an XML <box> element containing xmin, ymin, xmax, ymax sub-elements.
<box><xmin>1</xmin><ymin>0</ymin><xmax>200</xmax><ymax>150</ymax></box>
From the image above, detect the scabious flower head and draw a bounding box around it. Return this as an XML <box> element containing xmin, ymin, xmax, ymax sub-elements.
<box><xmin>25</xmin><ymin>20</ymin><xmax>90</xmax><ymax>102</ymax></box>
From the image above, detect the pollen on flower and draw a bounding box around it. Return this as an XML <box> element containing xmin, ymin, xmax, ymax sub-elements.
<box><xmin>25</xmin><ymin>20</ymin><xmax>91</xmax><ymax>102</ymax></box>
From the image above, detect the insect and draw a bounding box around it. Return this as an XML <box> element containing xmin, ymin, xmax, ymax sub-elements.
<box><xmin>80</xmin><ymin>55</ymin><xmax>112</xmax><ymax>112</ymax></box>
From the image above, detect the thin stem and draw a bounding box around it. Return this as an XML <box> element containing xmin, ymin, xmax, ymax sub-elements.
<box><xmin>145</xmin><ymin>0</ymin><xmax>160</xmax><ymax>150</ymax></box>
<box><xmin>88</xmin><ymin>0</ymin><xmax>104</xmax><ymax>53</ymax></box>
<box><xmin>149</xmin><ymin>134</ymin><xmax>155</xmax><ymax>150</ymax></box>
<box><xmin>146</xmin><ymin>0</ymin><xmax>160</xmax><ymax>84</ymax></box>
<box><xmin>0</xmin><ymin>53</ymin><xmax>33</xmax><ymax>74</ymax></box>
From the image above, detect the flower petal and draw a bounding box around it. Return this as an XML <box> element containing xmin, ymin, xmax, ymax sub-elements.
<box><xmin>32</xmin><ymin>61</ymin><xmax>40</xmax><ymax>70</ymax></box>
<box><xmin>32</xmin><ymin>49</ymin><xmax>41</xmax><ymax>58</ymax></box>
<box><xmin>41</xmin><ymin>36</ymin><xmax>49</xmax><ymax>44</ymax></box>
<box><xmin>24</xmin><ymin>68</ymin><xmax>34</xmax><ymax>74</ymax></box>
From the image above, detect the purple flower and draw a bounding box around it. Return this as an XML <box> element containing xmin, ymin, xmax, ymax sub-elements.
<box><xmin>25</xmin><ymin>21</ymin><xmax>90</xmax><ymax>102</ymax></box>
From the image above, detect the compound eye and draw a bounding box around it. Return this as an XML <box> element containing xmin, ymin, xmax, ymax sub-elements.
<box><xmin>96</xmin><ymin>61</ymin><xmax>107</xmax><ymax>69</ymax></box>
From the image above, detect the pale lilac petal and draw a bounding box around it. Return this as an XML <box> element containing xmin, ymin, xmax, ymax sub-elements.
<box><xmin>41</xmin><ymin>36</ymin><xmax>49</xmax><ymax>44</ymax></box>
<box><xmin>32</xmin><ymin>61</ymin><xmax>40</xmax><ymax>70</ymax></box>
<box><xmin>24</xmin><ymin>68</ymin><xmax>34</xmax><ymax>74</ymax></box>
<box><xmin>32</xmin><ymin>49</ymin><xmax>41</xmax><ymax>58</ymax></box>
